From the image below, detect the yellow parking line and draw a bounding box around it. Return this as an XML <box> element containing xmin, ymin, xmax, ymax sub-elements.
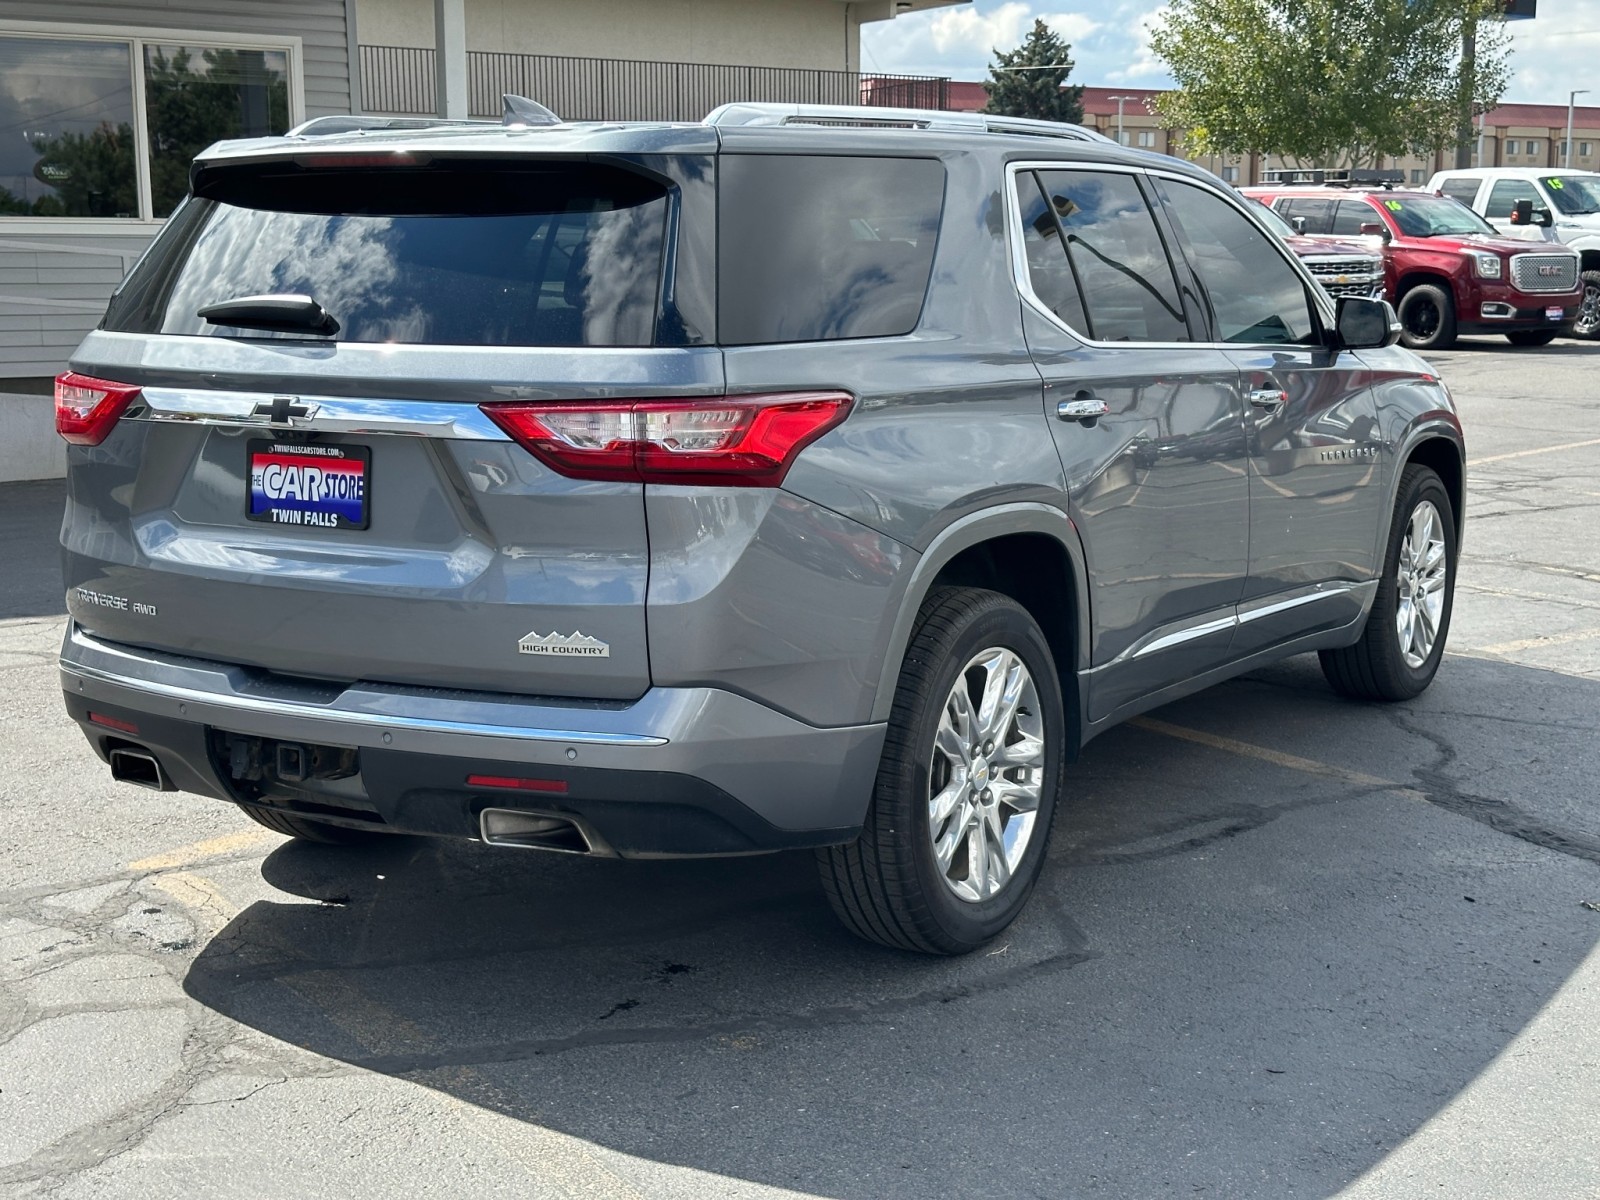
<box><xmin>1129</xmin><ymin>716</ymin><xmax>1427</xmax><ymax>800</ymax></box>
<box><xmin>1470</xmin><ymin>436</ymin><xmax>1600</xmax><ymax>466</ymax></box>
<box><xmin>1477</xmin><ymin>627</ymin><xmax>1600</xmax><ymax>655</ymax></box>
<box><xmin>128</xmin><ymin>828</ymin><xmax>279</xmax><ymax>872</ymax></box>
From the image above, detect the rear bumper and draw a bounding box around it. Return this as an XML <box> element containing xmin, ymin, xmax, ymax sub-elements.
<box><xmin>60</xmin><ymin>625</ymin><xmax>883</xmax><ymax>856</ymax></box>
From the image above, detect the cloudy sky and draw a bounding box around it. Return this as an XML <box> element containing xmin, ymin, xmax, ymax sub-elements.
<box><xmin>861</xmin><ymin>1</ymin><xmax>1600</xmax><ymax>106</ymax></box>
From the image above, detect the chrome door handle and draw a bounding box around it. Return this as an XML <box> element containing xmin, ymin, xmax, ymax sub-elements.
<box><xmin>1057</xmin><ymin>395</ymin><xmax>1109</xmax><ymax>423</ymax></box>
<box><xmin>1248</xmin><ymin>388</ymin><xmax>1287</xmax><ymax>413</ymax></box>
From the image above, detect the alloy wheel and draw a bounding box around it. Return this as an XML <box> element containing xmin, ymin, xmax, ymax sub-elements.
<box><xmin>1395</xmin><ymin>499</ymin><xmax>1448</xmax><ymax>669</ymax></box>
<box><xmin>1576</xmin><ymin>282</ymin><xmax>1600</xmax><ymax>336</ymax></box>
<box><xmin>927</xmin><ymin>647</ymin><xmax>1045</xmax><ymax>903</ymax></box>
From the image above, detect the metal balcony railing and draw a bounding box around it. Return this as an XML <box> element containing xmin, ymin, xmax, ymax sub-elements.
<box><xmin>358</xmin><ymin>46</ymin><xmax>951</xmax><ymax>122</ymax></box>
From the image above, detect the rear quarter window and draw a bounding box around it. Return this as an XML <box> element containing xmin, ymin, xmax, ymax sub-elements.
<box><xmin>717</xmin><ymin>154</ymin><xmax>944</xmax><ymax>344</ymax></box>
<box><xmin>105</xmin><ymin>160</ymin><xmax>670</xmax><ymax>347</ymax></box>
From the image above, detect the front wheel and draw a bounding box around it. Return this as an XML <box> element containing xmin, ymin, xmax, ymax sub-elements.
<box><xmin>1506</xmin><ymin>329</ymin><xmax>1558</xmax><ymax>347</ymax></box>
<box><xmin>817</xmin><ymin>587</ymin><xmax>1065</xmax><ymax>954</ymax></box>
<box><xmin>1320</xmin><ymin>465</ymin><xmax>1457</xmax><ymax>702</ymax></box>
<box><xmin>1572</xmin><ymin>270</ymin><xmax>1600</xmax><ymax>339</ymax></box>
<box><xmin>1397</xmin><ymin>284</ymin><xmax>1457</xmax><ymax>351</ymax></box>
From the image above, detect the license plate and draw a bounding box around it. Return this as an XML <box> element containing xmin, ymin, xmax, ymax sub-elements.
<box><xmin>1547</xmin><ymin>306</ymin><xmax>1566</xmax><ymax>321</ymax></box>
<box><xmin>247</xmin><ymin>440</ymin><xmax>370</xmax><ymax>530</ymax></box>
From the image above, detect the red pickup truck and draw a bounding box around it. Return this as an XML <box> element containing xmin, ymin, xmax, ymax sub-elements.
<box><xmin>1244</xmin><ymin>185</ymin><xmax>1582</xmax><ymax>349</ymax></box>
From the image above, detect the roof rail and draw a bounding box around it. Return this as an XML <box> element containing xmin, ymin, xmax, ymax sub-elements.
<box><xmin>287</xmin><ymin>114</ymin><xmax>491</xmax><ymax>137</ymax></box>
<box><xmin>703</xmin><ymin>102</ymin><xmax>1110</xmax><ymax>143</ymax></box>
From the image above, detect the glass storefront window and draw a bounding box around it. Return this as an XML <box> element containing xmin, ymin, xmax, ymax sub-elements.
<box><xmin>0</xmin><ymin>37</ymin><xmax>137</xmax><ymax>218</ymax></box>
<box><xmin>144</xmin><ymin>44</ymin><xmax>289</xmax><ymax>217</ymax></box>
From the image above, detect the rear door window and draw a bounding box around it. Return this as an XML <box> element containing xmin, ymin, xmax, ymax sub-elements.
<box><xmin>1276</xmin><ymin>197</ymin><xmax>1333</xmax><ymax>234</ymax></box>
<box><xmin>1439</xmin><ymin>177</ymin><xmax>1482</xmax><ymax>205</ymax></box>
<box><xmin>1030</xmin><ymin>169</ymin><xmax>1190</xmax><ymax>343</ymax></box>
<box><xmin>106</xmin><ymin>160</ymin><xmax>671</xmax><ymax>347</ymax></box>
<box><xmin>717</xmin><ymin>155</ymin><xmax>944</xmax><ymax>344</ymax></box>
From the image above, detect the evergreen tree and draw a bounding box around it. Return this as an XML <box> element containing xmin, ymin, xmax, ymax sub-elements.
<box><xmin>982</xmin><ymin>20</ymin><xmax>1085</xmax><ymax>124</ymax></box>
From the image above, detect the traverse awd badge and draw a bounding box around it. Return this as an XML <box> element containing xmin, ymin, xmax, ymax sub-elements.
<box><xmin>518</xmin><ymin>631</ymin><xmax>611</xmax><ymax>658</ymax></box>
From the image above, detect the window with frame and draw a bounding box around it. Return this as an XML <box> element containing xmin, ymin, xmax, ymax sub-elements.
<box><xmin>1485</xmin><ymin>178</ymin><xmax>1543</xmax><ymax>219</ymax></box>
<box><xmin>1439</xmin><ymin>177</ymin><xmax>1481</xmax><ymax>204</ymax></box>
<box><xmin>1221</xmin><ymin>165</ymin><xmax>1240</xmax><ymax>182</ymax></box>
<box><xmin>1330</xmin><ymin>200</ymin><xmax>1374</xmax><ymax>235</ymax></box>
<box><xmin>1277</xmin><ymin>197</ymin><xmax>1333</xmax><ymax>234</ymax></box>
<box><xmin>1583</xmin><ymin>142</ymin><xmax>1594</xmax><ymax>157</ymax></box>
<box><xmin>1024</xmin><ymin>169</ymin><xmax>1190</xmax><ymax>343</ymax></box>
<box><xmin>1154</xmin><ymin>177</ymin><xmax>1317</xmax><ymax>346</ymax></box>
<box><xmin>0</xmin><ymin>30</ymin><xmax>293</xmax><ymax>221</ymax></box>
<box><xmin>1505</xmin><ymin>140</ymin><xmax>1520</xmax><ymax>156</ymax></box>
<box><xmin>1136</xmin><ymin>130</ymin><xmax>1156</xmax><ymax>148</ymax></box>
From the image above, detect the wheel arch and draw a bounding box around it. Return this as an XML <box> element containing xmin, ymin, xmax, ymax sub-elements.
<box><xmin>872</xmin><ymin>505</ymin><xmax>1089</xmax><ymax>740</ymax></box>
<box><xmin>1403</xmin><ymin>434</ymin><xmax>1466</xmax><ymax>540</ymax></box>
<box><xmin>1394</xmin><ymin>270</ymin><xmax>1456</xmax><ymax>303</ymax></box>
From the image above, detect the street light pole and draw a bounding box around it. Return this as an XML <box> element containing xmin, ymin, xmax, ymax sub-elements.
<box><xmin>1107</xmin><ymin>94</ymin><xmax>1138</xmax><ymax>145</ymax></box>
<box><xmin>1566</xmin><ymin>89</ymin><xmax>1590</xmax><ymax>168</ymax></box>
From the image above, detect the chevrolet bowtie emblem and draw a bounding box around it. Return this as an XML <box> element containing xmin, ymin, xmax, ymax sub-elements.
<box><xmin>253</xmin><ymin>397</ymin><xmax>318</xmax><ymax>425</ymax></box>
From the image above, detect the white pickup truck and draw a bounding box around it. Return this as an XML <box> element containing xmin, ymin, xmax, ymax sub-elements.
<box><xmin>1427</xmin><ymin>167</ymin><xmax>1600</xmax><ymax>338</ymax></box>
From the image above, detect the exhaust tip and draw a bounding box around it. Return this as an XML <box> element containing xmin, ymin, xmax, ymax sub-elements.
<box><xmin>479</xmin><ymin>808</ymin><xmax>594</xmax><ymax>854</ymax></box>
<box><xmin>109</xmin><ymin>747</ymin><xmax>174</xmax><ymax>792</ymax></box>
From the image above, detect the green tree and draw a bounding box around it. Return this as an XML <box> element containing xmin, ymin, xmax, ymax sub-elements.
<box><xmin>15</xmin><ymin>122</ymin><xmax>138</xmax><ymax>217</ymax></box>
<box><xmin>982</xmin><ymin>19</ymin><xmax>1085</xmax><ymax>124</ymax></box>
<box><xmin>1150</xmin><ymin>0</ymin><xmax>1509</xmax><ymax>169</ymax></box>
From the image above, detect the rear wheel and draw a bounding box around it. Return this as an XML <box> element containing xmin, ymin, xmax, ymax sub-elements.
<box><xmin>1397</xmin><ymin>284</ymin><xmax>1457</xmax><ymax>351</ymax></box>
<box><xmin>817</xmin><ymin>587</ymin><xmax>1065</xmax><ymax>954</ymax></box>
<box><xmin>1320</xmin><ymin>465</ymin><xmax>1456</xmax><ymax>702</ymax></box>
<box><xmin>1506</xmin><ymin>329</ymin><xmax>1558</xmax><ymax>347</ymax></box>
<box><xmin>234</xmin><ymin>803</ymin><xmax>382</xmax><ymax>845</ymax></box>
<box><xmin>1572</xmin><ymin>270</ymin><xmax>1600</xmax><ymax>339</ymax></box>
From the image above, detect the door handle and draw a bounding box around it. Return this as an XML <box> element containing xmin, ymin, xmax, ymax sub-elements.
<box><xmin>1057</xmin><ymin>393</ymin><xmax>1110</xmax><ymax>424</ymax></box>
<box><xmin>1248</xmin><ymin>387</ymin><xmax>1287</xmax><ymax>414</ymax></box>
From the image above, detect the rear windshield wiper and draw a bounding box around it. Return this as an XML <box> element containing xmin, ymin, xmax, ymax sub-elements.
<box><xmin>197</xmin><ymin>293</ymin><xmax>340</xmax><ymax>336</ymax></box>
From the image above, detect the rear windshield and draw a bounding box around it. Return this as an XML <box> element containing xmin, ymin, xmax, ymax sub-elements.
<box><xmin>105</xmin><ymin>160</ymin><xmax>669</xmax><ymax>347</ymax></box>
<box><xmin>718</xmin><ymin>154</ymin><xmax>944</xmax><ymax>344</ymax></box>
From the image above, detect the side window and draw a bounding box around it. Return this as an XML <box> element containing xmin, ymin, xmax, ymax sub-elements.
<box><xmin>1153</xmin><ymin>178</ymin><xmax>1318</xmax><ymax>346</ymax></box>
<box><xmin>1031</xmin><ymin>169</ymin><xmax>1190</xmax><ymax>343</ymax></box>
<box><xmin>1330</xmin><ymin>200</ymin><xmax>1374</xmax><ymax>235</ymax></box>
<box><xmin>1440</xmin><ymin>177</ymin><xmax>1482</xmax><ymax>205</ymax></box>
<box><xmin>1277</xmin><ymin>198</ymin><xmax>1332</xmax><ymax>234</ymax></box>
<box><xmin>1016</xmin><ymin>172</ymin><xmax>1091</xmax><ymax>335</ymax></box>
<box><xmin>1485</xmin><ymin>178</ymin><xmax>1540</xmax><ymax>219</ymax></box>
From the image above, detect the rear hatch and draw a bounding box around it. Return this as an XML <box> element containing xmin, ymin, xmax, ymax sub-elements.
<box><xmin>62</xmin><ymin>142</ymin><xmax>719</xmax><ymax>700</ymax></box>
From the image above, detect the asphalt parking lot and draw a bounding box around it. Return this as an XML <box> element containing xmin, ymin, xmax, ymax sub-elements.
<box><xmin>3</xmin><ymin>335</ymin><xmax>1598</xmax><ymax>1198</ymax></box>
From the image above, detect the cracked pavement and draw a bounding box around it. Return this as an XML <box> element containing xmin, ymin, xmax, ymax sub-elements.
<box><xmin>2</xmin><ymin>341</ymin><xmax>1599</xmax><ymax>1197</ymax></box>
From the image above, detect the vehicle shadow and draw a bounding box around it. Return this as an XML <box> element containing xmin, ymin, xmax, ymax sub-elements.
<box><xmin>183</xmin><ymin>653</ymin><xmax>1600</xmax><ymax>1197</ymax></box>
<box><xmin>0</xmin><ymin>480</ymin><xmax>66</xmax><ymax>619</ymax></box>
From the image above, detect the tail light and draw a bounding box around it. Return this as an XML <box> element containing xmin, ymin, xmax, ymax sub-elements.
<box><xmin>55</xmin><ymin>372</ymin><xmax>142</xmax><ymax>445</ymax></box>
<box><xmin>479</xmin><ymin>392</ymin><xmax>852</xmax><ymax>487</ymax></box>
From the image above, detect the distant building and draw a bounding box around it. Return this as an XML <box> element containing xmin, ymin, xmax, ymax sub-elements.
<box><xmin>946</xmin><ymin>82</ymin><xmax>1600</xmax><ymax>188</ymax></box>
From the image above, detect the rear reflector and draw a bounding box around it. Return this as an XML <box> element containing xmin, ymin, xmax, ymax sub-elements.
<box><xmin>479</xmin><ymin>392</ymin><xmax>853</xmax><ymax>487</ymax></box>
<box><xmin>466</xmin><ymin>774</ymin><xmax>569</xmax><ymax>793</ymax></box>
<box><xmin>55</xmin><ymin>372</ymin><xmax>142</xmax><ymax>445</ymax></box>
<box><xmin>88</xmin><ymin>711</ymin><xmax>140</xmax><ymax>735</ymax></box>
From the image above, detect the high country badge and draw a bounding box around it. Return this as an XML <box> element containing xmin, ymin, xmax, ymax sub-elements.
<box><xmin>518</xmin><ymin>631</ymin><xmax>611</xmax><ymax>658</ymax></box>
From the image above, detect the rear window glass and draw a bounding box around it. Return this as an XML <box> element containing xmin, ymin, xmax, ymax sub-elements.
<box><xmin>718</xmin><ymin>155</ymin><xmax>944</xmax><ymax>344</ymax></box>
<box><xmin>105</xmin><ymin>160</ymin><xmax>669</xmax><ymax>347</ymax></box>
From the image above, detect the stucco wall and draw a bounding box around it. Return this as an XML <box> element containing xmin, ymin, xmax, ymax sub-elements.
<box><xmin>359</xmin><ymin>0</ymin><xmax>868</xmax><ymax>71</ymax></box>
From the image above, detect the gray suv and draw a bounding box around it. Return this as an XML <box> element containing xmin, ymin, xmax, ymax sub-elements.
<box><xmin>56</xmin><ymin>101</ymin><xmax>1464</xmax><ymax>954</ymax></box>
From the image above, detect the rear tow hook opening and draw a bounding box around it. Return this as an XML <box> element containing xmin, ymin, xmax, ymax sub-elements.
<box><xmin>479</xmin><ymin>808</ymin><xmax>596</xmax><ymax>855</ymax></box>
<box><xmin>108</xmin><ymin>746</ymin><xmax>175</xmax><ymax>792</ymax></box>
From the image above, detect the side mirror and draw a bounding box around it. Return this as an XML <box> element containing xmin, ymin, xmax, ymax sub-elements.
<box><xmin>1290</xmin><ymin>216</ymin><xmax>1307</xmax><ymax>233</ymax></box>
<box><xmin>1334</xmin><ymin>296</ymin><xmax>1401</xmax><ymax>350</ymax></box>
<box><xmin>1511</xmin><ymin>198</ymin><xmax>1533</xmax><ymax>225</ymax></box>
<box><xmin>1358</xmin><ymin>221</ymin><xmax>1388</xmax><ymax>239</ymax></box>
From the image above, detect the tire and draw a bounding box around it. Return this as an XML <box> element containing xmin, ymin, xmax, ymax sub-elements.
<box><xmin>1320</xmin><ymin>465</ymin><xmax>1457</xmax><ymax>702</ymax></box>
<box><xmin>1397</xmin><ymin>284</ymin><xmax>1457</xmax><ymax>351</ymax></box>
<box><xmin>1572</xmin><ymin>269</ymin><xmax>1600</xmax><ymax>339</ymax></box>
<box><xmin>816</xmin><ymin>587</ymin><xmax>1066</xmax><ymax>954</ymax></box>
<box><xmin>1506</xmin><ymin>329</ymin><xmax>1558</xmax><ymax>347</ymax></box>
<box><xmin>234</xmin><ymin>802</ymin><xmax>382</xmax><ymax>845</ymax></box>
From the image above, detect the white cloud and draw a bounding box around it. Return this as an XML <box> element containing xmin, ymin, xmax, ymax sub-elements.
<box><xmin>926</xmin><ymin>1</ymin><xmax>1033</xmax><ymax>56</ymax></box>
<box><xmin>1105</xmin><ymin>5</ymin><xmax>1171</xmax><ymax>83</ymax></box>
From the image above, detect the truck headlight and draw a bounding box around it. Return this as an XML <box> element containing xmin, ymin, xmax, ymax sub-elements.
<box><xmin>1473</xmin><ymin>253</ymin><xmax>1502</xmax><ymax>279</ymax></box>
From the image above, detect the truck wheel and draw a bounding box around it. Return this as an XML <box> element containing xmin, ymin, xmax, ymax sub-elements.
<box><xmin>1506</xmin><ymin>329</ymin><xmax>1558</xmax><ymax>347</ymax></box>
<box><xmin>816</xmin><ymin>587</ymin><xmax>1065</xmax><ymax>955</ymax></box>
<box><xmin>1319</xmin><ymin>465</ymin><xmax>1456</xmax><ymax>702</ymax></box>
<box><xmin>234</xmin><ymin>802</ymin><xmax>381</xmax><ymax>845</ymax></box>
<box><xmin>1397</xmin><ymin>284</ymin><xmax>1457</xmax><ymax>350</ymax></box>
<box><xmin>1572</xmin><ymin>270</ymin><xmax>1600</xmax><ymax>339</ymax></box>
